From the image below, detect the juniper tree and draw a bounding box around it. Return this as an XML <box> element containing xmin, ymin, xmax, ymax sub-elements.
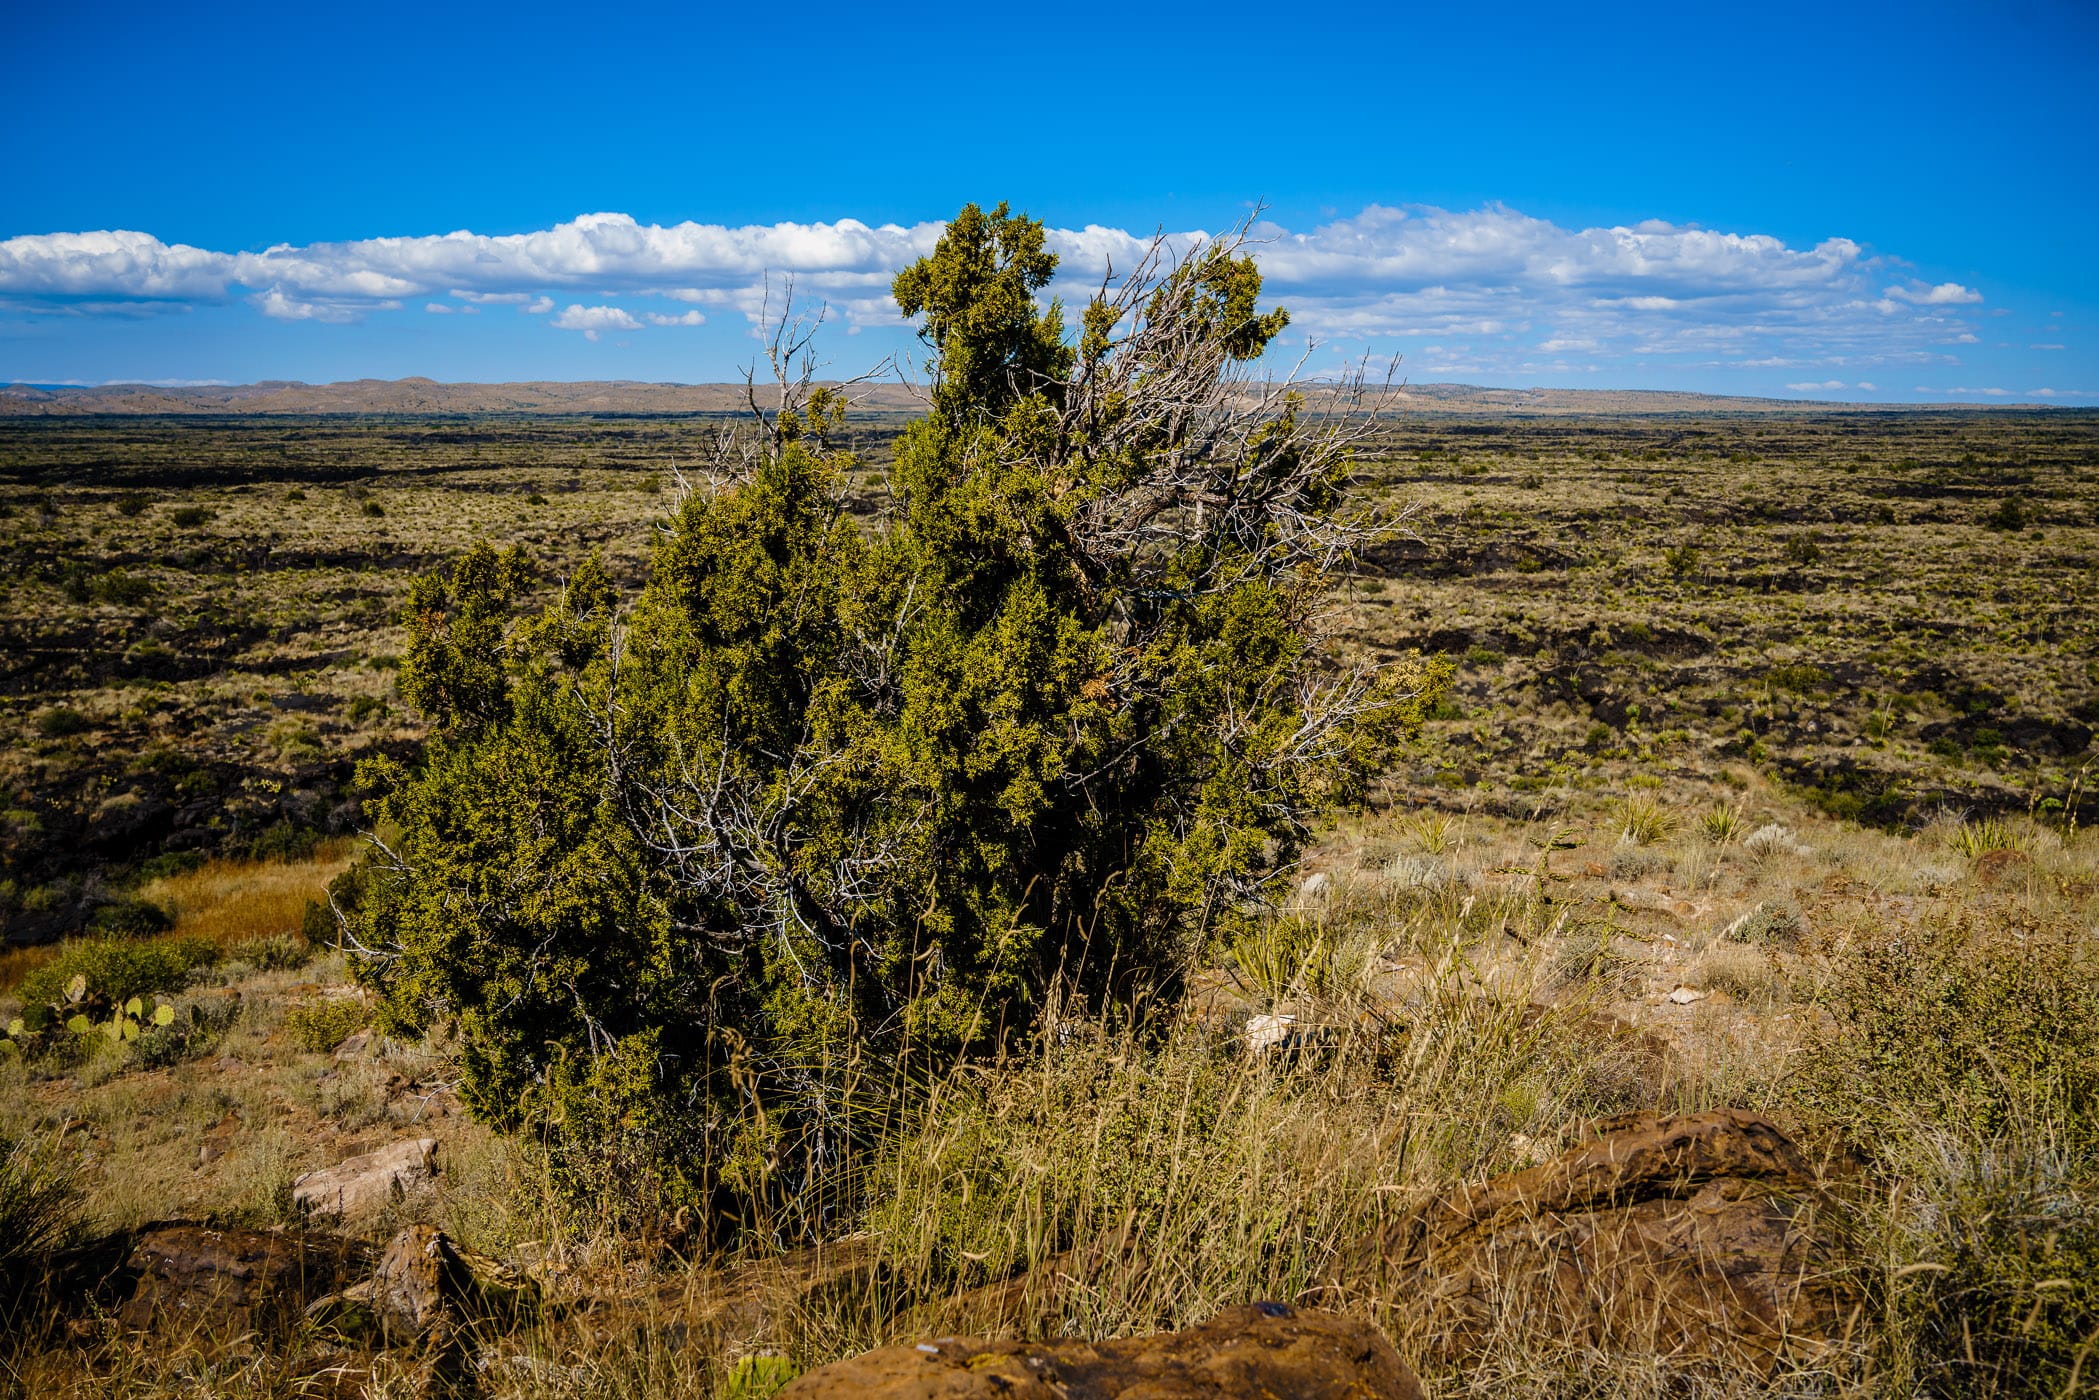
<box><xmin>344</xmin><ymin>201</ymin><xmax>1445</xmax><ymax>1233</ymax></box>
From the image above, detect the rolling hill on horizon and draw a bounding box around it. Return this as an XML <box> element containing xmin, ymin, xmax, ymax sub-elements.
<box><xmin>3</xmin><ymin>377</ymin><xmax>2070</xmax><ymax>418</ymax></box>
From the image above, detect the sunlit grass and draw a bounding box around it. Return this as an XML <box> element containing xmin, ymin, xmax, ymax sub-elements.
<box><xmin>141</xmin><ymin>839</ymin><xmax>357</xmax><ymax>948</ymax></box>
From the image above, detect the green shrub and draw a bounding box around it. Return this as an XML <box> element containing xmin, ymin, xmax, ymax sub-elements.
<box><xmin>1983</xmin><ymin>497</ymin><xmax>2028</xmax><ymax>532</ymax></box>
<box><xmin>1950</xmin><ymin>815</ymin><xmax>2028</xmax><ymax>858</ymax></box>
<box><xmin>1699</xmin><ymin>803</ymin><xmax>1744</xmax><ymax>844</ymax></box>
<box><xmin>227</xmin><ymin>933</ymin><xmax>314</xmax><ymax>972</ymax></box>
<box><xmin>86</xmin><ymin>895</ymin><xmax>172</xmax><ymax>937</ymax></box>
<box><xmin>113</xmin><ymin>492</ymin><xmax>150</xmax><ymax>517</ymax></box>
<box><xmin>169</xmin><ymin>505</ymin><xmax>213</xmax><ymax>528</ymax></box>
<box><xmin>1614</xmin><ymin>795</ymin><xmax>1672</xmax><ymax>845</ymax></box>
<box><xmin>244</xmin><ymin>821</ymin><xmax>321</xmax><ymax>863</ymax></box>
<box><xmin>1881</xmin><ymin>1136</ymin><xmax>2099</xmax><ymax>1398</ymax></box>
<box><xmin>15</xmin><ymin>935</ymin><xmax>218</xmax><ymax>1013</ymax></box>
<box><xmin>346</xmin><ymin>202</ymin><xmax>1446</xmax><ymax>1229</ymax></box>
<box><xmin>1795</xmin><ymin>911</ymin><xmax>2099</xmax><ymax>1161</ymax></box>
<box><xmin>35</xmin><ymin>708</ymin><xmax>91</xmax><ymax>739</ymax></box>
<box><xmin>285</xmin><ymin>997</ymin><xmax>368</xmax><ymax>1053</ymax></box>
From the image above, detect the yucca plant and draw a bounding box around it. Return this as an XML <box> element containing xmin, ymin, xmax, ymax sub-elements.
<box><xmin>1407</xmin><ymin>810</ymin><xmax>1462</xmax><ymax>854</ymax></box>
<box><xmin>1616</xmin><ymin>796</ymin><xmax>1673</xmax><ymax>846</ymax></box>
<box><xmin>1700</xmin><ymin>804</ymin><xmax>1744</xmax><ymax>845</ymax></box>
<box><xmin>1950</xmin><ymin>816</ymin><xmax>2026</xmax><ymax>859</ymax></box>
<box><xmin>1229</xmin><ymin>922</ymin><xmax>1330</xmax><ymax>1006</ymax></box>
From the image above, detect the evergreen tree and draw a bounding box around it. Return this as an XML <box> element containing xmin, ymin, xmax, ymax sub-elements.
<box><xmin>343</xmin><ymin>202</ymin><xmax>1446</xmax><ymax>1234</ymax></box>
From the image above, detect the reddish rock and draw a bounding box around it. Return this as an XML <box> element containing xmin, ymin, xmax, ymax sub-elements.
<box><xmin>1367</xmin><ymin>1109</ymin><xmax>1857</xmax><ymax>1368</ymax></box>
<box><xmin>779</xmin><ymin>1302</ymin><xmax>1422</xmax><ymax>1399</ymax></box>
<box><xmin>117</xmin><ymin>1221</ymin><xmax>368</xmax><ymax>1336</ymax></box>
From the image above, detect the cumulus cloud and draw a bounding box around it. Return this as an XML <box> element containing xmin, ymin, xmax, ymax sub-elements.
<box><xmin>0</xmin><ymin>205</ymin><xmax>2001</xmax><ymax>376</ymax></box>
<box><xmin>1786</xmin><ymin>380</ymin><xmax>1849</xmax><ymax>391</ymax></box>
<box><xmin>550</xmin><ymin>304</ymin><xmax>643</xmax><ymax>341</ymax></box>
<box><xmin>1887</xmin><ymin>281</ymin><xmax>1982</xmax><ymax>305</ymax></box>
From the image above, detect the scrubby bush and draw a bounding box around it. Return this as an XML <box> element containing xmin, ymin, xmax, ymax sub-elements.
<box><xmin>34</xmin><ymin>708</ymin><xmax>91</xmax><ymax>739</ymax></box>
<box><xmin>15</xmin><ymin>934</ymin><xmax>217</xmax><ymax>1014</ymax></box>
<box><xmin>86</xmin><ymin>894</ymin><xmax>171</xmax><ymax>937</ymax></box>
<box><xmin>1794</xmin><ymin>910</ymin><xmax>2099</xmax><ymax>1161</ymax></box>
<box><xmin>228</xmin><ymin>932</ymin><xmax>313</xmax><ymax>972</ymax></box>
<box><xmin>286</xmin><ymin>997</ymin><xmax>368</xmax><ymax>1053</ymax></box>
<box><xmin>344</xmin><ymin>202</ymin><xmax>1444</xmax><ymax>1230</ymax></box>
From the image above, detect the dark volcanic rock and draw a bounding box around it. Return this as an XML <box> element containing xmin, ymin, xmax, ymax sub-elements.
<box><xmin>117</xmin><ymin>1221</ymin><xmax>369</xmax><ymax>1336</ymax></box>
<box><xmin>1365</xmin><ymin>1109</ymin><xmax>1858</xmax><ymax>1369</ymax></box>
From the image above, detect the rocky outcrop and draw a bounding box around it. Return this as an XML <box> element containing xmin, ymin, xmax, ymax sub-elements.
<box><xmin>361</xmin><ymin>1224</ymin><xmax>539</xmax><ymax>1343</ymax></box>
<box><xmin>116</xmin><ymin>1222</ymin><xmax>369</xmax><ymax>1336</ymax></box>
<box><xmin>1368</xmin><ymin>1108</ymin><xmax>1857</xmax><ymax>1368</ymax></box>
<box><xmin>779</xmin><ymin>1302</ymin><xmax>1423</xmax><ymax>1399</ymax></box>
<box><xmin>291</xmin><ymin>1137</ymin><xmax>438</xmax><ymax>1219</ymax></box>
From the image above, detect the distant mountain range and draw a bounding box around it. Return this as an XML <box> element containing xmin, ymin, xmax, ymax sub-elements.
<box><xmin>0</xmin><ymin>377</ymin><xmax>2051</xmax><ymax>417</ymax></box>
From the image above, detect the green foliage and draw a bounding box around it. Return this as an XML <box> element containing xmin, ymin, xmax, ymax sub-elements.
<box><xmin>1950</xmin><ymin>814</ymin><xmax>2028</xmax><ymax>858</ymax></box>
<box><xmin>229</xmin><ymin>932</ymin><xmax>314</xmax><ymax>972</ymax></box>
<box><xmin>1795</xmin><ymin>911</ymin><xmax>2099</xmax><ymax>1162</ymax></box>
<box><xmin>244</xmin><ymin>820</ymin><xmax>322</xmax><ymax>863</ymax></box>
<box><xmin>1228</xmin><ymin>921</ymin><xmax>1332</xmax><ymax>1006</ymax></box>
<box><xmin>348</xmin><ymin>201</ymin><xmax>1441</xmax><ymax>1232</ymax></box>
<box><xmin>1984</xmin><ymin>496</ymin><xmax>2028</xmax><ymax>532</ymax></box>
<box><xmin>722</xmin><ymin>1355</ymin><xmax>800</xmax><ymax>1399</ymax></box>
<box><xmin>286</xmin><ymin>997</ymin><xmax>368</xmax><ymax>1053</ymax></box>
<box><xmin>170</xmin><ymin>505</ymin><xmax>213</xmax><ymax>528</ymax></box>
<box><xmin>1698</xmin><ymin>802</ymin><xmax>1744</xmax><ymax>844</ymax></box>
<box><xmin>15</xmin><ymin>934</ymin><xmax>217</xmax><ymax>1014</ymax></box>
<box><xmin>35</xmin><ymin>708</ymin><xmax>91</xmax><ymax>739</ymax></box>
<box><xmin>1614</xmin><ymin>795</ymin><xmax>1672</xmax><ymax>845</ymax></box>
<box><xmin>86</xmin><ymin>894</ymin><xmax>171</xmax><ymax>937</ymax></box>
<box><xmin>1892</xmin><ymin>1143</ymin><xmax>2099</xmax><ymax>1399</ymax></box>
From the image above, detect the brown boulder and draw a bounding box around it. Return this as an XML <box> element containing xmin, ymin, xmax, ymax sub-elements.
<box><xmin>117</xmin><ymin>1221</ymin><xmax>369</xmax><ymax>1337</ymax></box>
<box><xmin>1367</xmin><ymin>1109</ymin><xmax>1857</xmax><ymax>1368</ymax></box>
<box><xmin>779</xmin><ymin>1302</ymin><xmax>1422</xmax><ymax>1399</ymax></box>
<box><xmin>369</xmin><ymin>1224</ymin><xmax>539</xmax><ymax>1343</ymax></box>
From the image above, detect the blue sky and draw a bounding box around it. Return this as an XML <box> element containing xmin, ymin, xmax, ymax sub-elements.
<box><xmin>3</xmin><ymin>0</ymin><xmax>2094</xmax><ymax>401</ymax></box>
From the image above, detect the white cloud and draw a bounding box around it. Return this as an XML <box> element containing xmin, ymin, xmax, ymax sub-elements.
<box><xmin>550</xmin><ymin>303</ymin><xmax>643</xmax><ymax>341</ymax></box>
<box><xmin>0</xmin><ymin>205</ymin><xmax>2011</xmax><ymax>381</ymax></box>
<box><xmin>425</xmin><ymin>302</ymin><xmax>454</xmax><ymax>314</ymax></box>
<box><xmin>1786</xmin><ymin>380</ymin><xmax>1848</xmax><ymax>391</ymax></box>
<box><xmin>2032</xmin><ymin>343</ymin><xmax>2065</xmax><ymax>350</ymax></box>
<box><xmin>644</xmin><ymin>309</ymin><xmax>706</xmax><ymax>327</ymax></box>
<box><xmin>1857</xmin><ymin>381</ymin><xmax>1876</xmax><ymax>390</ymax></box>
<box><xmin>1887</xmin><ymin>281</ymin><xmax>1982</xmax><ymax>305</ymax></box>
<box><xmin>250</xmin><ymin>286</ymin><xmax>375</xmax><ymax>323</ymax></box>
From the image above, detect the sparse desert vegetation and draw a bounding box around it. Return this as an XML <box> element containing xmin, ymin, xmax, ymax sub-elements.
<box><xmin>2</xmin><ymin>342</ymin><xmax>2095</xmax><ymax>1391</ymax></box>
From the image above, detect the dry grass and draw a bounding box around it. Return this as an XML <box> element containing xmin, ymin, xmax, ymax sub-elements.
<box><xmin>0</xmin><ymin>944</ymin><xmax>55</xmax><ymax>994</ymax></box>
<box><xmin>141</xmin><ymin>841</ymin><xmax>356</xmax><ymax>948</ymax></box>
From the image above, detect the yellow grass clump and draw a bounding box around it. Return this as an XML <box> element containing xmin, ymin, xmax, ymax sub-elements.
<box><xmin>141</xmin><ymin>839</ymin><xmax>357</xmax><ymax>948</ymax></box>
